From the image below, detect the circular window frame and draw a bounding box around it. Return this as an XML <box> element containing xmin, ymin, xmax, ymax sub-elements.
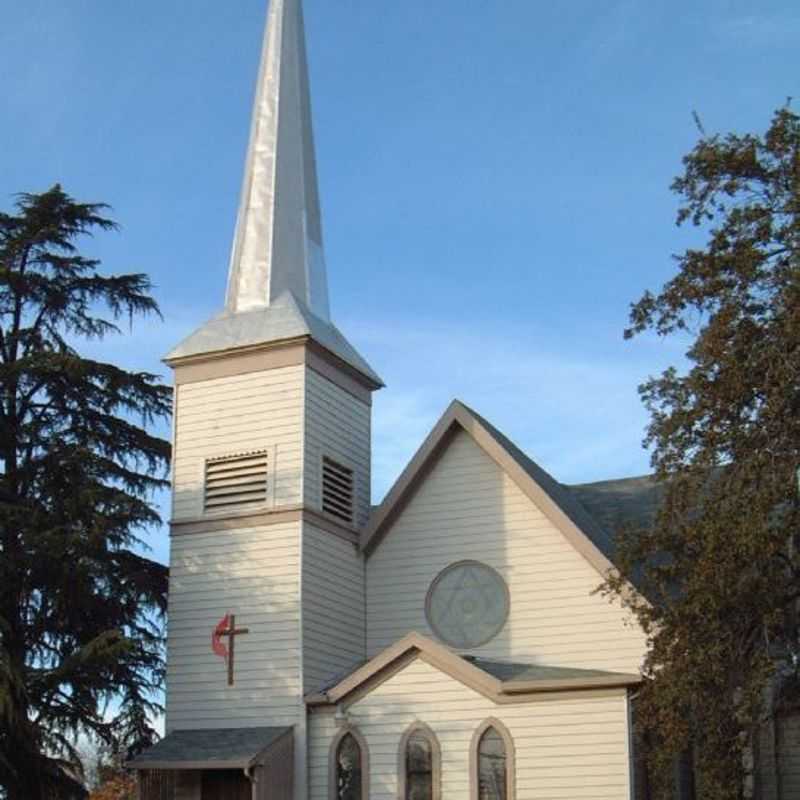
<box><xmin>424</xmin><ymin>560</ymin><xmax>510</xmax><ymax>649</ymax></box>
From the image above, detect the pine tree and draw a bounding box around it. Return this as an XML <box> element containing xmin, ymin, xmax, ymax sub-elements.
<box><xmin>603</xmin><ymin>106</ymin><xmax>800</xmax><ymax>798</ymax></box>
<box><xmin>0</xmin><ymin>186</ymin><xmax>171</xmax><ymax>800</ymax></box>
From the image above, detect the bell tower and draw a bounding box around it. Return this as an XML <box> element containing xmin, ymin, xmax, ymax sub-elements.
<box><xmin>161</xmin><ymin>1</ymin><xmax>381</xmax><ymax>797</ymax></box>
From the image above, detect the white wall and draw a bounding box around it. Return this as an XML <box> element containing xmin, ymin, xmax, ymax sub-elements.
<box><xmin>303</xmin><ymin>367</ymin><xmax>371</xmax><ymax>529</ymax></box>
<box><xmin>308</xmin><ymin>657</ymin><xmax>632</xmax><ymax>799</ymax></box>
<box><xmin>167</xmin><ymin>361</ymin><xmax>371</xmax><ymax>800</ymax></box>
<box><xmin>172</xmin><ymin>365</ymin><xmax>305</xmax><ymax>520</ymax></box>
<box><xmin>302</xmin><ymin>522</ymin><xmax>366</xmax><ymax>693</ymax></box>
<box><xmin>366</xmin><ymin>429</ymin><xmax>647</xmax><ymax>674</ymax></box>
<box><xmin>166</xmin><ymin>519</ymin><xmax>302</xmax><ymax>731</ymax></box>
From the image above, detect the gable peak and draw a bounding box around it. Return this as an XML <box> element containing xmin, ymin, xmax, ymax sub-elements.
<box><xmin>363</xmin><ymin>401</ymin><xmax>617</xmax><ymax>582</ymax></box>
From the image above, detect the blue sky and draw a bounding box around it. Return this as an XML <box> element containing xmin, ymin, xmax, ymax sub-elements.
<box><xmin>2</xmin><ymin>0</ymin><xmax>797</xmax><ymax>565</ymax></box>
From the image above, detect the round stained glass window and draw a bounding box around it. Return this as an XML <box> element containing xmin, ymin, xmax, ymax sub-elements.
<box><xmin>425</xmin><ymin>561</ymin><xmax>510</xmax><ymax>649</ymax></box>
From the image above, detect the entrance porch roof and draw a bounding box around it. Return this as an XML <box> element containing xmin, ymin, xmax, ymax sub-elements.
<box><xmin>127</xmin><ymin>726</ymin><xmax>292</xmax><ymax>772</ymax></box>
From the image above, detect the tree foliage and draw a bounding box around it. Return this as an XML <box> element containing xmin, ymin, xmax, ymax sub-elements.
<box><xmin>603</xmin><ymin>106</ymin><xmax>800</xmax><ymax>799</ymax></box>
<box><xmin>84</xmin><ymin>743</ymin><xmax>136</xmax><ymax>800</ymax></box>
<box><xmin>0</xmin><ymin>186</ymin><xmax>171</xmax><ymax>800</ymax></box>
<box><xmin>87</xmin><ymin>776</ymin><xmax>136</xmax><ymax>800</ymax></box>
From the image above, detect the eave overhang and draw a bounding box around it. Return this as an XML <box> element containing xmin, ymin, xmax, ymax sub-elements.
<box><xmin>164</xmin><ymin>291</ymin><xmax>383</xmax><ymax>390</ymax></box>
<box><xmin>305</xmin><ymin>632</ymin><xmax>642</xmax><ymax>709</ymax></box>
<box><xmin>126</xmin><ymin>726</ymin><xmax>292</xmax><ymax>772</ymax></box>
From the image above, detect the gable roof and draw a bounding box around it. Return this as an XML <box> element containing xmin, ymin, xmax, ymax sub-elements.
<box><xmin>127</xmin><ymin>726</ymin><xmax>292</xmax><ymax>771</ymax></box>
<box><xmin>567</xmin><ymin>474</ymin><xmax>664</xmax><ymax>539</ymax></box>
<box><xmin>305</xmin><ymin>632</ymin><xmax>640</xmax><ymax>708</ymax></box>
<box><xmin>361</xmin><ymin>400</ymin><xmax>618</xmax><ymax>581</ymax></box>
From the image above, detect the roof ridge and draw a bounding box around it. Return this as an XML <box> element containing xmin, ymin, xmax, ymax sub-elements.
<box><xmin>460</xmin><ymin>405</ymin><xmax>617</xmax><ymax>557</ymax></box>
<box><xmin>363</xmin><ymin>401</ymin><xmax>620</xmax><ymax>581</ymax></box>
<box><xmin>568</xmin><ymin>473</ymin><xmax>659</xmax><ymax>489</ymax></box>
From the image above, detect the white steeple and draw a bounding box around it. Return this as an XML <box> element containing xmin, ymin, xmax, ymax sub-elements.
<box><xmin>167</xmin><ymin>0</ymin><xmax>382</xmax><ymax>388</ymax></box>
<box><xmin>226</xmin><ymin>0</ymin><xmax>330</xmax><ymax>319</ymax></box>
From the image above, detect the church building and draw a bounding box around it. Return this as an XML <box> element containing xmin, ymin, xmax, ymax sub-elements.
<box><xmin>130</xmin><ymin>1</ymin><xmax>659</xmax><ymax>797</ymax></box>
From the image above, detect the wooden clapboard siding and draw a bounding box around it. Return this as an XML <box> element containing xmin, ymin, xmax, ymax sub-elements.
<box><xmin>757</xmin><ymin>679</ymin><xmax>779</xmax><ymax>800</ymax></box>
<box><xmin>165</xmin><ymin>520</ymin><xmax>302</xmax><ymax>731</ymax></box>
<box><xmin>258</xmin><ymin>730</ymin><xmax>295</xmax><ymax>800</ymax></box>
<box><xmin>759</xmin><ymin>734</ymin><xmax>779</xmax><ymax>800</ymax></box>
<box><xmin>173</xmin><ymin>772</ymin><xmax>200</xmax><ymax>800</ymax></box>
<box><xmin>366</xmin><ymin>429</ymin><xmax>647</xmax><ymax>674</ymax></box>
<box><xmin>172</xmin><ymin>366</ymin><xmax>305</xmax><ymax>520</ymax></box>
<box><xmin>778</xmin><ymin>713</ymin><xmax>800</xmax><ymax>798</ymax></box>
<box><xmin>302</xmin><ymin>523</ymin><xmax>365</xmax><ymax>693</ymax></box>
<box><xmin>308</xmin><ymin>657</ymin><xmax>632</xmax><ymax>799</ymax></box>
<box><xmin>304</xmin><ymin>368</ymin><xmax>371</xmax><ymax>529</ymax></box>
<box><xmin>138</xmin><ymin>771</ymin><xmax>177</xmax><ymax>800</ymax></box>
<box><xmin>201</xmin><ymin>771</ymin><xmax>251</xmax><ymax>800</ymax></box>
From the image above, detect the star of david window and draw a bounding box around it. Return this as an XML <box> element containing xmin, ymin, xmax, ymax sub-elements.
<box><xmin>425</xmin><ymin>561</ymin><xmax>510</xmax><ymax>649</ymax></box>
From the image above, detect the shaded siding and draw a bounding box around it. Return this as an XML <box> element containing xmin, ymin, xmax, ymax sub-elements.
<box><xmin>304</xmin><ymin>368</ymin><xmax>371</xmax><ymax>529</ymax></box>
<box><xmin>308</xmin><ymin>657</ymin><xmax>632</xmax><ymax>799</ymax></box>
<box><xmin>166</xmin><ymin>520</ymin><xmax>302</xmax><ymax>730</ymax></box>
<box><xmin>174</xmin><ymin>773</ymin><xmax>200</xmax><ymax>800</ymax></box>
<box><xmin>138</xmin><ymin>771</ymin><xmax>177</xmax><ymax>800</ymax></box>
<box><xmin>366</xmin><ymin>429</ymin><xmax>647</xmax><ymax>673</ymax></box>
<box><xmin>258</xmin><ymin>731</ymin><xmax>295</xmax><ymax>800</ymax></box>
<box><xmin>172</xmin><ymin>366</ymin><xmax>304</xmax><ymax>520</ymax></box>
<box><xmin>778</xmin><ymin>713</ymin><xmax>800</xmax><ymax>798</ymax></box>
<box><xmin>302</xmin><ymin>523</ymin><xmax>365</xmax><ymax>693</ymax></box>
<box><xmin>757</xmin><ymin>683</ymin><xmax>779</xmax><ymax>800</ymax></box>
<box><xmin>758</xmin><ymin>731</ymin><xmax>779</xmax><ymax>800</ymax></box>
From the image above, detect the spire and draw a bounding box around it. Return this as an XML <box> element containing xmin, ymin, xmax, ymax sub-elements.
<box><xmin>166</xmin><ymin>0</ymin><xmax>382</xmax><ymax>389</ymax></box>
<box><xmin>225</xmin><ymin>0</ymin><xmax>330</xmax><ymax>320</ymax></box>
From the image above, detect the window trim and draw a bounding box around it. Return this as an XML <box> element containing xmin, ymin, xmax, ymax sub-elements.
<box><xmin>396</xmin><ymin>721</ymin><xmax>441</xmax><ymax>800</ymax></box>
<box><xmin>469</xmin><ymin>718</ymin><xmax>516</xmax><ymax>800</ymax></box>
<box><xmin>328</xmin><ymin>725</ymin><xmax>369</xmax><ymax>800</ymax></box>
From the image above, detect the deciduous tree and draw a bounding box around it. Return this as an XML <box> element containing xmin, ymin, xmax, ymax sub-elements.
<box><xmin>88</xmin><ymin>776</ymin><xmax>136</xmax><ymax>800</ymax></box>
<box><xmin>604</xmin><ymin>106</ymin><xmax>800</xmax><ymax>799</ymax></box>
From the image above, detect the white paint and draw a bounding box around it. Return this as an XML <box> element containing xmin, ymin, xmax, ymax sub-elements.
<box><xmin>172</xmin><ymin>365</ymin><xmax>305</xmax><ymax>520</ymax></box>
<box><xmin>302</xmin><ymin>523</ymin><xmax>365</xmax><ymax>693</ymax></box>
<box><xmin>308</xmin><ymin>658</ymin><xmax>633</xmax><ymax>799</ymax></box>
<box><xmin>166</xmin><ymin>362</ymin><xmax>373</xmax><ymax>800</ymax></box>
<box><xmin>366</xmin><ymin>429</ymin><xmax>647</xmax><ymax>673</ymax></box>
<box><xmin>304</xmin><ymin>367</ymin><xmax>372</xmax><ymax>528</ymax></box>
<box><xmin>166</xmin><ymin>519</ymin><xmax>302</xmax><ymax>731</ymax></box>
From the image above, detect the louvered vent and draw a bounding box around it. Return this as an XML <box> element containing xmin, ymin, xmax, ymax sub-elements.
<box><xmin>322</xmin><ymin>456</ymin><xmax>354</xmax><ymax>524</ymax></box>
<box><xmin>205</xmin><ymin>451</ymin><xmax>268</xmax><ymax>513</ymax></box>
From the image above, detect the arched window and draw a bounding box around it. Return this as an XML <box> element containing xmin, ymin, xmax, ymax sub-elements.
<box><xmin>329</xmin><ymin>727</ymin><xmax>369</xmax><ymax>800</ymax></box>
<box><xmin>397</xmin><ymin>723</ymin><xmax>441</xmax><ymax>800</ymax></box>
<box><xmin>470</xmin><ymin>719</ymin><xmax>515</xmax><ymax>800</ymax></box>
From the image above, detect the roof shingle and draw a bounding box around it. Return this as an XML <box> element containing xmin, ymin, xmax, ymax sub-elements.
<box><xmin>128</xmin><ymin>727</ymin><xmax>291</xmax><ymax>770</ymax></box>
